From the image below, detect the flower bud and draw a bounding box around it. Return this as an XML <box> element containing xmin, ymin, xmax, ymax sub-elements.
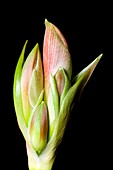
<box><xmin>28</xmin><ymin>101</ymin><xmax>48</xmax><ymax>155</ymax></box>
<box><xmin>21</xmin><ymin>43</ymin><xmax>43</xmax><ymax>125</ymax></box>
<box><xmin>13</xmin><ymin>19</ymin><xmax>103</xmax><ymax>170</ymax></box>
<box><xmin>43</xmin><ymin>19</ymin><xmax>72</xmax><ymax>101</ymax></box>
<box><xmin>55</xmin><ymin>68</ymin><xmax>71</xmax><ymax>106</ymax></box>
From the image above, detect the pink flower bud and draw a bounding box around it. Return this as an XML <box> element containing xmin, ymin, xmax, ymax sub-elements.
<box><xmin>43</xmin><ymin>19</ymin><xmax>72</xmax><ymax>101</ymax></box>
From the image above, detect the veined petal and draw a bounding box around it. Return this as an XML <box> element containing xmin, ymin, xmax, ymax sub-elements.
<box><xmin>43</xmin><ymin>19</ymin><xmax>72</xmax><ymax>100</ymax></box>
<box><xmin>21</xmin><ymin>43</ymin><xmax>43</xmax><ymax>125</ymax></box>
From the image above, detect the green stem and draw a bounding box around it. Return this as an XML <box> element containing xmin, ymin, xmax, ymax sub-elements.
<box><xmin>28</xmin><ymin>157</ymin><xmax>55</xmax><ymax>170</ymax></box>
<box><xmin>26</xmin><ymin>142</ymin><xmax>55</xmax><ymax>170</ymax></box>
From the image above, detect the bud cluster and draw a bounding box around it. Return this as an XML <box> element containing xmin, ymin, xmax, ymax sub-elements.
<box><xmin>13</xmin><ymin>19</ymin><xmax>102</xmax><ymax>170</ymax></box>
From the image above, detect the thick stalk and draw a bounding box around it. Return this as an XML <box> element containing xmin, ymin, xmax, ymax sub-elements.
<box><xmin>26</xmin><ymin>142</ymin><xmax>55</xmax><ymax>170</ymax></box>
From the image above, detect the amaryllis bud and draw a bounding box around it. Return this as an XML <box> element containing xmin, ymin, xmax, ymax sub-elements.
<box><xmin>28</xmin><ymin>101</ymin><xmax>48</xmax><ymax>155</ymax></box>
<box><xmin>21</xmin><ymin>43</ymin><xmax>43</xmax><ymax>125</ymax></box>
<box><xmin>13</xmin><ymin>19</ymin><xmax>103</xmax><ymax>170</ymax></box>
<box><xmin>55</xmin><ymin>68</ymin><xmax>71</xmax><ymax>106</ymax></box>
<box><xmin>43</xmin><ymin>19</ymin><xmax>72</xmax><ymax>101</ymax></box>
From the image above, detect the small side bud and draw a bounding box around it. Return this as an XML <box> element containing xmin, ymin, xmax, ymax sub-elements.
<box><xmin>29</xmin><ymin>101</ymin><xmax>48</xmax><ymax>155</ymax></box>
<box><xmin>55</xmin><ymin>68</ymin><xmax>71</xmax><ymax>106</ymax></box>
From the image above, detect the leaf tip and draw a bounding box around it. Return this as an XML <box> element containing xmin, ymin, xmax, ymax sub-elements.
<box><xmin>97</xmin><ymin>53</ymin><xmax>103</xmax><ymax>60</ymax></box>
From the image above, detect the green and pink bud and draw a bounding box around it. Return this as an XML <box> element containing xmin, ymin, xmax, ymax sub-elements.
<box><xmin>55</xmin><ymin>68</ymin><xmax>71</xmax><ymax>106</ymax></box>
<box><xmin>13</xmin><ymin>19</ymin><xmax>103</xmax><ymax>170</ymax></box>
<box><xmin>21</xmin><ymin>43</ymin><xmax>43</xmax><ymax>125</ymax></box>
<box><xmin>43</xmin><ymin>19</ymin><xmax>72</xmax><ymax>101</ymax></box>
<box><xmin>28</xmin><ymin>101</ymin><xmax>48</xmax><ymax>155</ymax></box>
<box><xmin>43</xmin><ymin>20</ymin><xmax>72</xmax><ymax>139</ymax></box>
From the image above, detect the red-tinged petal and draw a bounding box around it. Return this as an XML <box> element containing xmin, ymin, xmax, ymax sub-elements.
<box><xmin>43</xmin><ymin>19</ymin><xmax>72</xmax><ymax>99</ymax></box>
<box><xmin>21</xmin><ymin>43</ymin><xmax>42</xmax><ymax>125</ymax></box>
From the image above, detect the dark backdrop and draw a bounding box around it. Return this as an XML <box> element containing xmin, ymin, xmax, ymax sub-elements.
<box><xmin>1</xmin><ymin>1</ymin><xmax>112</xmax><ymax>170</ymax></box>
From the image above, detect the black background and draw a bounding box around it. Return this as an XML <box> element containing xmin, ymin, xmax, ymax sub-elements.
<box><xmin>1</xmin><ymin>1</ymin><xmax>112</xmax><ymax>169</ymax></box>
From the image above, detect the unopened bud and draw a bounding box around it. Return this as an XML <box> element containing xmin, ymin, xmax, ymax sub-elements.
<box><xmin>55</xmin><ymin>68</ymin><xmax>71</xmax><ymax>106</ymax></box>
<box><xmin>28</xmin><ymin>101</ymin><xmax>48</xmax><ymax>155</ymax></box>
<box><xmin>21</xmin><ymin>43</ymin><xmax>43</xmax><ymax>125</ymax></box>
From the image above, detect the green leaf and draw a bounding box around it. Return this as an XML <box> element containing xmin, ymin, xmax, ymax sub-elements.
<box><xmin>47</xmin><ymin>74</ymin><xmax>60</xmax><ymax>139</ymax></box>
<box><xmin>50</xmin><ymin>73</ymin><xmax>60</xmax><ymax>115</ymax></box>
<box><xmin>72</xmin><ymin>53</ymin><xmax>103</xmax><ymax>101</ymax></box>
<box><xmin>56</xmin><ymin>77</ymin><xmax>82</xmax><ymax>142</ymax></box>
<box><xmin>13</xmin><ymin>40</ymin><xmax>29</xmax><ymax>140</ymax></box>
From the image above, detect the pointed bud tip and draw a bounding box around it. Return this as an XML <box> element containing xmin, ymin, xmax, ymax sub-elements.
<box><xmin>28</xmin><ymin>43</ymin><xmax>39</xmax><ymax>57</ymax></box>
<box><xmin>45</xmin><ymin>18</ymin><xmax>49</xmax><ymax>25</ymax></box>
<box><xmin>59</xmin><ymin>67</ymin><xmax>64</xmax><ymax>71</ymax></box>
<box><xmin>44</xmin><ymin>18</ymin><xmax>53</xmax><ymax>28</ymax></box>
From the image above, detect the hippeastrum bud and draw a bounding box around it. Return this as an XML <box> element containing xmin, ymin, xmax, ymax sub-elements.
<box><xmin>28</xmin><ymin>101</ymin><xmax>48</xmax><ymax>155</ymax></box>
<box><xmin>47</xmin><ymin>68</ymin><xmax>71</xmax><ymax>139</ymax></box>
<box><xmin>21</xmin><ymin>43</ymin><xmax>43</xmax><ymax>125</ymax></box>
<box><xmin>43</xmin><ymin>19</ymin><xmax>72</xmax><ymax>139</ymax></box>
<box><xmin>13</xmin><ymin>19</ymin><xmax>103</xmax><ymax>170</ymax></box>
<box><xmin>55</xmin><ymin>68</ymin><xmax>71</xmax><ymax>106</ymax></box>
<box><xmin>43</xmin><ymin>19</ymin><xmax>72</xmax><ymax>102</ymax></box>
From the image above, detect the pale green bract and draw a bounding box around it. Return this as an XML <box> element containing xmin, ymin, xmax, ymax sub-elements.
<box><xmin>13</xmin><ymin>19</ymin><xmax>102</xmax><ymax>170</ymax></box>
